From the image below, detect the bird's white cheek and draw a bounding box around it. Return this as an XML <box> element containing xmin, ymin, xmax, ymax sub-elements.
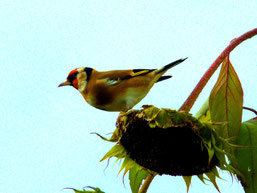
<box><xmin>78</xmin><ymin>81</ymin><xmax>87</xmax><ymax>92</ymax></box>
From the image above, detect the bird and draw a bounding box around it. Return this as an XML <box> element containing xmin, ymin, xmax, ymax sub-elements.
<box><xmin>58</xmin><ymin>58</ymin><xmax>187</xmax><ymax>112</ymax></box>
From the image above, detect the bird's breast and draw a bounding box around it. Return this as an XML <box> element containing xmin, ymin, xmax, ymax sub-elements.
<box><xmin>80</xmin><ymin>77</ymin><xmax>153</xmax><ymax>112</ymax></box>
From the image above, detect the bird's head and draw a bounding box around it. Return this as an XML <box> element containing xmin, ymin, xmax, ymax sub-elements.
<box><xmin>58</xmin><ymin>67</ymin><xmax>93</xmax><ymax>92</ymax></box>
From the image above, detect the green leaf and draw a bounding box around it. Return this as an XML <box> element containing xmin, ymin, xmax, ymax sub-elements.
<box><xmin>119</xmin><ymin>156</ymin><xmax>136</xmax><ymax>175</ymax></box>
<box><xmin>100</xmin><ymin>144</ymin><xmax>126</xmax><ymax>162</ymax></box>
<box><xmin>209</xmin><ymin>57</ymin><xmax>243</xmax><ymax>139</ymax></box>
<box><xmin>65</xmin><ymin>187</ymin><xmax>105</xmax><ymax>193</ymax></box>
<box><xmin>232</xmin><ymin>119</ymin><xmax>257</xmax><ymax>193</ymax></box>
<box><xmin>182</xmin><ymin>176</ymin><xmax>192</xmax><ymax>193</ymax></box>
<box><xmin>91</xmin><ymin>132</ymin><xmax>114</xmax><ymax>142</ymax></box>
<box><xmin>195</xmin><ymin>99</ymin><xmax>211</xmax><ymax>122</ymax></box>
<box><xmin>142</xmin><ymin>105</ymin><xmax>160</xmax><ymax>121</ymax></box>
<box><xmin>155</xmin><ymin>109</ymin><xmax>175</xmax><ymax>128</ymax></box>
<box><xmin>129</xmin><ymin>165</ymin><xmax>148</xmax><ymax>193</ymax></box>
<box><xmin>197</xmin><ymin>174</ymin><xmax>206</xmax><ymax>184</ymax></box>
<box><xmin>205</xmin><ymin>171</ymin><xmax>220</xmax><ymax>192</ymax></box>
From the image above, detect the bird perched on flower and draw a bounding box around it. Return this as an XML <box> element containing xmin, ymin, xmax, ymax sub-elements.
<box><xmin>58</xmin><ymin>58</ymin><xmax>187</xmax><ymax>112</ymax></box>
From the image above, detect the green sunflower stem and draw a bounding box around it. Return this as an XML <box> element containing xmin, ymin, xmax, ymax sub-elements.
<box><xmin>179</xmin><ymin>28</ymin><xmax>257</xmax><ymax>113</ymax></box>
<box><xmin>138</xmin><ymin>174</ymin><xmax>155</xmax><ymax>193</ymax></box>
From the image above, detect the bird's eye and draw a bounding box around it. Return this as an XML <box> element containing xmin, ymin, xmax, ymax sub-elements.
<box><xmin>67</xmin><ymin>72</ymin><xmax>78</xmax><ymax>82</ymax></box>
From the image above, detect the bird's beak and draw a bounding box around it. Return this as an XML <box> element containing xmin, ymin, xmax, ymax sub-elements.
<box><xmin>58</xmin><ymin>80</ymin><xmax>71</xmax><ymax>87</ymax></box>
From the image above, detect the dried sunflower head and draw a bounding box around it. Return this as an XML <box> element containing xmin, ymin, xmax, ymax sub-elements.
<box><xmin>117</xmin><ymin>105</ymin><xmax>218</xmax><ymax>176</ymax></box>
<box><xmin>99</xmin><ymin>105</ymin><xmax>237</xmax><ymax>192</ymax></box>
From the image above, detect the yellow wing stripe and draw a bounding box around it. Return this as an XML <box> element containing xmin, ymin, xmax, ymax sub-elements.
<box><xmin>131</xmin><ymin>69</ymin><xmax>152</xmax><ymax>77</ymax></box>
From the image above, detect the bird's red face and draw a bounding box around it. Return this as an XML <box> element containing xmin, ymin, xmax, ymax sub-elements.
<box><xmin>58</xmin><ymin>69</ymin><xmax>79</xmax><ymax>89</ymax></box>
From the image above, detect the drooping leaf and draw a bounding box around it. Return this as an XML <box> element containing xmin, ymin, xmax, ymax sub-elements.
<box><xmin>207</xmin><ymin>141</ymin><xmax>215</xmax><ymax>164</ymax></box>
<box><xmin>119</xmin><ymin>156</ymin><xmax>136</xmax><ymax>175</ymax></box>
<box><xmin>91</xmin><ymin>132</ymin><xmax>113</xmax><ymax>142</ymax></box>
<box><xmin>100</xmin><ymin>144</ymin><xmax>126</xmax><ymax>162</ymax></box>
<box><xmin>205</xmin><ymin>171</ymin><xmax>220</xmax><ymax>192</ymax></box>
<box><xmin>99</xmin><ymin>134</ymin><xmax>149</xmax><ymax>191</ymax></box>
<box><xmin>210</xmin><ymin>167</ymin><xmax>221</xmax><ymax>179</ymax></box>
<box><xmin>183</xmin><ymin>176</ymin><xmax>192</xmax><ymax>193</ymax></box>
<box><xmin>197</xmin><ymin>174</ymin><xmax>206</xmax><ymax>184</ymax></box>
<box><xmin>209</xmin><ymin>56</ymin><xmax>243</xmax><ymax>139</ymax></box>
<box><xmin>65</xmin><ymin>186</ymin><xmax>105</xmax><ymax>193</ymax></box>
<box><xmin>129</xmin><ymin>165</ymin><xmax>148</xmax><ymax>193</ymax></box>
<box><xmin>232</xmin><ymin>119</ymin><xmax>257</xmax><ymax>193</ymax></box>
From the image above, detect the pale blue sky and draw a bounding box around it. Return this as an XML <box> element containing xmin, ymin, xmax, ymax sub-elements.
<box><xmin>0</xmin><ymin>1</ymin><xmax>256</xmax><ymax>193</ymax></box>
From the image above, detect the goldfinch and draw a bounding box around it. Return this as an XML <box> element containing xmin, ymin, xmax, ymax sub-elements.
<box><xmin>58</xmin><ymin>58</ymin><xmax>187</xmax><ymax>112</ymax></box>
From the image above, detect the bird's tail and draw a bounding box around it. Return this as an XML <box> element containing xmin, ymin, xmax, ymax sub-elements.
<box><xmin>157</xmin><ymin>58</ymin><xmax>188</xmax><ymax>74</ymax></box>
